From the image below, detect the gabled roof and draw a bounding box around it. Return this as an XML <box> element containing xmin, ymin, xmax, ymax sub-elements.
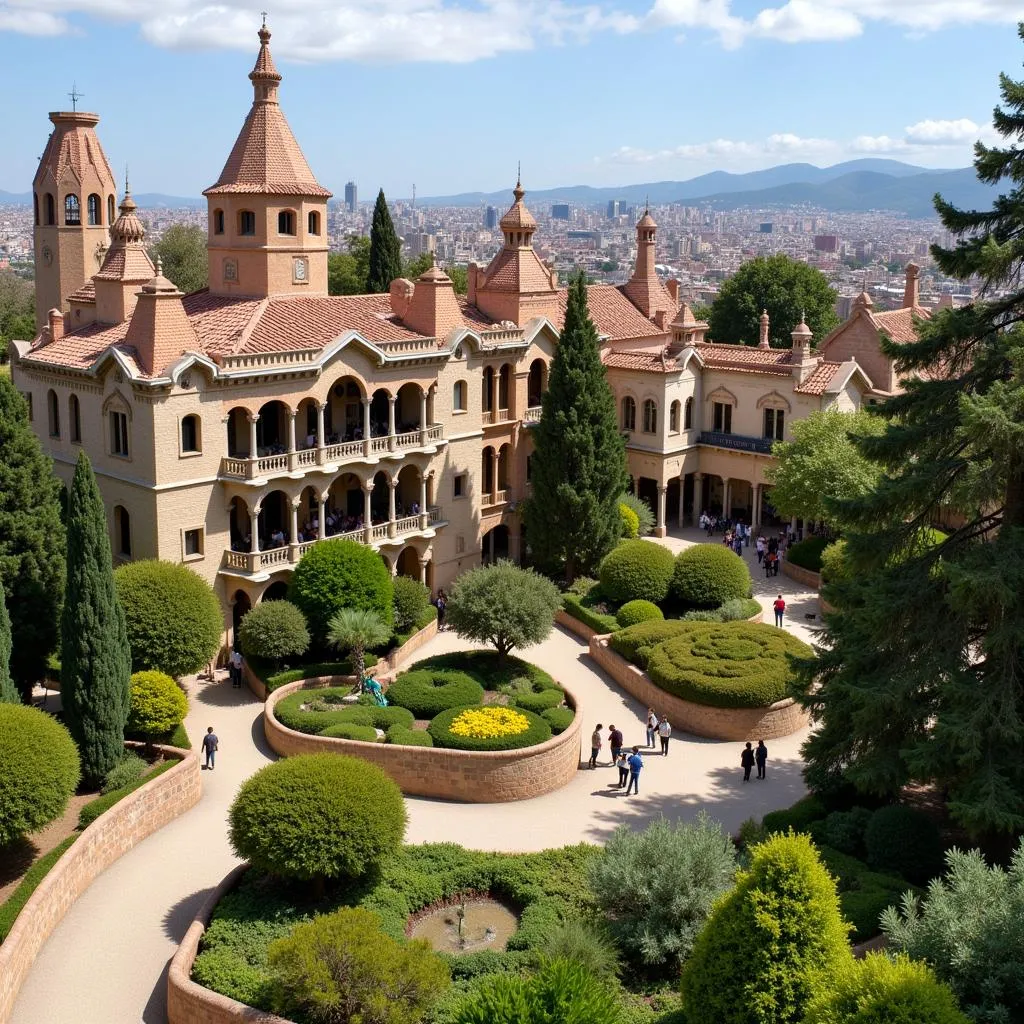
<box><xmin>871</xmin><ymin>305</ymin><xmax>931</xmax><ymax>343</ymax></box>
<box><xmin>555</xmin><ymin>285</ymin><xmax>667</xmax><ymax>340</ymax></box>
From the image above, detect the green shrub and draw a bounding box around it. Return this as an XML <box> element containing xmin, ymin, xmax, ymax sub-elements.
<box><xmin>616</xmin><ymin>599</ymin><xmax>664</xmax><ymax>629</ymax></box>
<box><xmin>238</xmin><ymin>600</ymin><xmax>309</xmax><ymax>666</ymax></box>
<box><xmin>542</xmin><ymin>706</ymin><xmax>575</xmax><ymax>734</ymax></box>
<box><xmin>114</xmin><ymin>560</ymin><xmax>222</xmax><ymax>678</ymax></box>
<box><xmin>562</xmin><ymin>591</ymin><xmax>620</xmax><ymax>634</ymax></box>
<box><xmin>385</xmin><ymin>668</ymin><xmax>485</xmax><ymax>718</ymax></box>
<box><xmin>610</xmin><ymin>619</ymin><xmax>688</xmax><ymax>668</ymax></box>
<box><xmin>619</xmin><ymin>502</ymin><xmax>640</xmax><ymax>539</ymax></box>
<box><xmin>865</xmin><ymin>805</ymin><xmax>944</xmax><ymax>885</ymax></box>
<box><xmin>539</xmin><ymin>917</ymin><xmax>621</xmax><ymax>978</ymax></box>
<box><xmin>101</xmin><ymin>750</ymin><xmax>147</xmax><ymax>794</ymax></box>
<box><xmin>589</xmin><ymin>812</ymin><xmax>737</xmax><ymax>970</ymax></box>
<box><xmin>645</xmin><ymin>621</ymin><xmax>812</xmax><ymax>708</ymax></box>
<box><xmin>0</xmin><ymin>704</ymin><xmax>80</xmax><ymax>846</ymax></box>
<box><xmin>127</xmin><ymin>670</ymin><xmax>188</xmax><ymax>742</ymax></box>
<box><xmin>619</xmin><ymin>491</ymin><xmax>656</xmax><ymax>536</ymax></box>
<box><xmin>404</xmin><ymin>651</ymin><xmax>557</xmax><ymax>694</ymax></box>
<box><xmin>811</xmin><ymin>807</ymin><xmax>873</xmax><ymax>858</ymax></box>
<box><xmin>290</xmin><ymin>539</ymin><xmax>394</xmax><ymax>643</ymax></box>
<box><xmin>394</xmin><ymin>604</ymin><xmax>437</xmax><ymax>647</ymax></box>
<box><xmin>819</xmin><ymin>539</ymin><xmax>851</xmax><ymax>585</ymax></box>
<box><xmin>274</xmin><ymin>690</ymin><xmax>414</xmax><ymax>735</ymax></box>
<box><xmin>256</xmin><ymin>656</ymin><xmax>379</xmax><ymax>692</ymax></box>
<box><xmin>267</xmin><ymin>906</ymin><xmax>449</xmax><ymax>1024</ymax></box>
<box><xmin>511</xmin><ymin>686</ymin><xmax>566</xmax><ymax>713</ymax></box>
<box><xmin>78</xmin><ymin>758</ymin><xmax>176</xmax><ymax>828</ymax></box>
<box><xmin>565</xmin><ymin>576</ymin><xmax>599</xmax><ymax>598</ymax></box>
<box><xmin>670</xmin><ymin>544</ymin><xmax>751</xmax><ymax>609</ymax></box>
<box><xmin>803</xmin><ymin>952</ymin><xmax>970</xmax><ymax>1024</ymax></box>
<box><xmin>680</xmin><ymin>832</ymin><xmax>852</xmax><ymax>1024</ymax></box>
<box><xmin>681</xmin><ymin>597</ymin><xmax>762</xmax><ymax>623</ymax></box>
<box><xmin>761</xmin><ymin>794</ymin><xmax>827</xmax><ymax>835</ymax></box>
<box><xmin>599</xmin><ymin>539</ymin><xmax>675</xmax><ymax>605</ymax></box>
<box><xmin>393</xmin><ymin>575</ymin><xmax>431</xmax><ymax>634</ymax></box>
<box><xmin>785</xmin><ymin>535</ymin><xmax>830</xmax><ymax>573</ymax></box>
<box><xmin>429</xmin><ymin>705</ymin><xmax>552</xmax><ymax>751</ymax></box>
<box><xmin>386</xmin><ymin>724</ymin><xmax>434</xmax><ymax>747</ymax></box>
<box><xmin>229</xmin><ymin>754</ymin><xmax>406</xmax><ymax>883</ymax></box>
<box><xmin>320</xmin><ymin>722</ymin><xmax>380</xmax><ymax>742</ymax></box>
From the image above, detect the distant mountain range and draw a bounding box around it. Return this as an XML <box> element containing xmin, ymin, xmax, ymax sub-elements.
<box><xmin>0</xmin><ymin>190</ymin><xmax>204</xmax><ymax>209</ymax></box>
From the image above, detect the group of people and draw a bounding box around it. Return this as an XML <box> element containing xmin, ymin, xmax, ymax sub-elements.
<box><xmin>740</xmin><ymin>740</ymin><xmax>769</xmax><ymax>781</ymax></box>
<box><xmin>756</xmin><ymin>533</ymin><xmax>787</xmax><ymax>577</ymax></box>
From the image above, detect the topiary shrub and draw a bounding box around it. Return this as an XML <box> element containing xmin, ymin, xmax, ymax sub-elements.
<box><xmin>610</xmin><ymin>619</ymin><xmax>688</xmax><ymax>668</ymax></box>
<box><xmin>101</xmin><ymin>751</ymin><xmax>148</xmax><ymax>794</ymax></box>
<box><xmin>599</xmin><ymin>539</ymin><xmax>675</xmax><ymax>605</ymax></box>
<box><xmin>645</xmin><ymin>621</ymin><xmax>813</xmax><ymax>708</ymax></box>
<box><xmin>803</xmin><ymin>952</ymin><xmax>970</xmax><ymax>1024</ymax></box>
<box><xmin>429</xmin><ymin>704</ymin><xmax>552</xmax><ymax>751</ymax></box>
<box><xmin>386</xmin><ymin>724</ymin><xmax>434</xmax><ymax>747</ymax></box>
<box><xmin>267</xmin><ymin>906</ymin><xmax>450</xmax><ymax>1024</ymax></box>
<box><xmin>290</xmin><ymin>539</ymin><xmax>394</xmax><ymax>644</ymax></box>
<box><xmin>320</xmin><ymin>722</ymin><xmax>380</xmax><ymax>742</ymax></box>
<box><xmin>865</xmin><ymin>805</ymin><xmax>944</xmax><ymax>885</ymax></box>
<box><xmin>670</xmin><ymin>544</ymin><xmax>751</xmax><ymax>609</ymax></box>
<box><xmin>810</xmin><ymin>806</ymin><xmax>874</xmax><ymax>858</ymax></box>
<box><xmin>393</xmin><ymin>575</ymin><xmax>431</xmax><ymax>634</ymax></box>
<box><xmin>785</xmin><ymin>535</ymin><xmax>830</xmax><ymax>573</ymax></box>
<box><xmin>274</xmin><ymin>691</ymin><xmax>414</xmax><ymax>735</ymax></box>
<box><xmin>510</xmin><ymin>686</ymin><xmax>565</xmax><ymax>713</ymax></box>
<box><xmin>541</xmin><ymin>706</ymin><xmax>575</xmax><ymax>734</ymax></box>
<box><xmin>619</xmin><ymin>502</ymin><xmax>640</xmax><ymax>539</ymax></box>
<box><xmin>238</xmin><ymin>600</ymin><xmax>309</xmax><ymax>667</ymax></box>
<box><xmin>761</xmin><ymin>794</ymin><xmax>827</xmax><ymax>835</ymax></box>
<box><xmin>127</xmin><ymin>670</ymin><xmax>188</xmax><ymax>744</ymax></box>
<box><xmin>114</xmin><ymin>560</ymin><xmax>222</xmax><ymax>678</ymax></box>
<box><xmin>385</xmin><ymin>669</ymin><xmax>484</xmax><ymax>718</ymax></box>
<box><xmin>0</xmin><ymin>703</ymin><xmax>81</xmax><ymax>846</ymax></box>
<box><xmin>616</xmin><ymin>599</ymin><xmax>664</xmax><ymax>629</ymax></box>
<box><xmin>229</xmin><ymin>753</ymin><xmax>406</xmax><ymax>884</ymax></box>
<box><xmin>680</xmin><ymin>832</ymin><xmax>853</xmax><ymax>1024</ymax></box>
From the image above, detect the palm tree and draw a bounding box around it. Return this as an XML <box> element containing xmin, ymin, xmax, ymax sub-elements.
<box><xmin>327</xmin><ymin>608</ymin><xmax>390</xmax><ymax>683</ymax></box>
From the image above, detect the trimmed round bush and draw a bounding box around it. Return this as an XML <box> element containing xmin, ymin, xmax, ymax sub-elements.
<box><xmin>786</xmin><ymin>535</ymin><xmax>830</xmax><ymax>573</ymax></box>
<box><xmin>670</xmin><ymin>544</ymin><xmax>751</xmax><ymax>609</ymax></box>
<box><xmin>127</xmin><ymin>670</ymin><xmax>188</xmax><ymax>740</ymax></box>
<box><xmin>290</xmin><ymin>539</ymin><xmax>394</xmax><ymax>644</ymax></box>
<box><xmin>598</xmin><ymin>539</ymin><xmax>675</xmax><ymax>605</ymax></box>
<box><xmin>609</xmin><ymin>619</ymin><xmax>688</xmax><ymax>668</ymax></box>
<box><xmin>616</xmin><ymin>599</ymin><xmax>664</xmax><ymax>629</ymax></box>
<box><xmin>0</xmin><ymin>703</ymin><xmax>81</xmax><ymax>846</ymax></box>
<box><xmin>510</xmin><ymin>687</ymin><xmax>565</xmax><ymax>713</ymax></box>
<box><xmin>274</xmin><ymin>691</ymin><xmax>414</xmax><ymax>735</ymax></box>
<box><xmin>386</xmin><ymin>724</ymin><xmax>434</xmax><ymax>747</ymax></box>
<box><xmin>238</xmin><ymin>600</ymin><xmax>310</xmax><ymax>665</ymax></box>
<box><xmin>619</xmin><ymin>502</ymin><xmax>640</xmax><ymax>539</ymax></box>
<box><xmin>101</xmin><ymin>751</ymin><xmax>148</xmax><ymax>794</ymax></box>
<box><xmin>385</xmin><ymin>669</ymin><xmax>485</xmax><ymax>719</ymax></box>
<box><xmin>320</xmin><ymin>722</ymin><xmax>380</xmax><ymax>742</ymax></box>
<box><xmin>429</xmin><ymin>704</ymin><xmax>552</xmax><ymax>751</ymax></box>
<box><xmin>865</xmin><ymin>805</ymin><xmax>944</xmax><ymax>884</ymax></box>
<box><xmin>645</xmin><ymin>621</ymin><xmax>813</xmax><ymax>708</ymax></box>
<box><xmin>542</xmin><ymin>706</ymin><xmax>575</xmax><ymax>734</ymax></box>
<box><xmin>229</xmin><ymin>753</ymin><xmax>406</xmax><ymax>881</ymax></box>
<box><xmin>392</xmin><ymin>575</ymin><xmax>430</xmax><ymax>634</ymax></box>
<box><xmin>114</xmin><ymin>560</ymin><xmax>223</xmax><ymax>678</ymax></box>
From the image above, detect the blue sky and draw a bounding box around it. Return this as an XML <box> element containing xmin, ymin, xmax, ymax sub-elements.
<box><xmin>0</xmin><ymin>0</ymin><xmax>1020</xmax><ymax>199</ymax></box>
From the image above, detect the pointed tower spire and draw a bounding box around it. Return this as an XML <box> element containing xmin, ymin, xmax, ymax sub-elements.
<box><xmin>93</xmin><ymin>187</ymin><xmax>155</xmax><ymax>324</ymax></box>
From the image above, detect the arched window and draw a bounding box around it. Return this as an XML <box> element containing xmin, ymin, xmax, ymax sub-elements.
<box><xmin>482</xmin><ymin>366</ymin><xmax>494</xmax><ymax>413</ymax></box>
<box><xmin>47</xmin><ymin>389</ymin><xmax>60</xmax><ymax>438</ymax></box>
<box><xmin>642</xmin><ymin>399</ymin><xmax>658</xmax><ymax>434</ymax></box>
<box><xmin>239</xmin><ymin>210</ymin><xmax>256</xmax><ymax>236</ymax></box>
<box><xmin>181</xmin><ymin>414</ymin><xmax>201</xmax><ymax>453</ymax></box>
<box><xmin>87</xmin><ymin>194</ymin><xmax>101</xmax><ymax>225</ymax></box>
<box><xmin>64</xmin><ymin>194</ymin><xmax>80</xmax><ymax>225</ymax></box>
<box><xmin>33</xmin><ymin>194</ymin><xmax>39</xmax><ymax>226</ymax></box>
<box><xmin>45</xmin><ymin>193</ymin><xmax>55</xmax><ymax>225</ymax></box>
<box><xmin>307</xmin><ymin>211</ymin><xmax>320</xmax><ymax>235</ymax></box>
<box><xmin>114</xmin><ymin>506</ymin><xmax>132</xmax><ymax>557</ymax></box>
<box><xmin>107</xmin><ymin>195</ymin><xmax>115</xmax><ymax>224</ymax></box>
<box><xmin>684</xmin><ymin>397</ymin><xmax>693</xmax><ymax>430</ymax></box>
<box><xmin>528</xmin><ymin>359</ymin><xmax>546</xmax><ymax>407</ymax></box>
<box><xmin>621</xmin><ymin>396</ymin><xmax>636</xmax><ymax>431</ymax></box>
<box><xmin>213</xmin><ymin>209</ymin><xmax>225</xmax><ymax>235</ymax></box>
<box><xmin>277</xmin><ymin>210</ymin><xmax>296</xmax><ymax>235</ymax></box>
<box><xmin>69</xmin><ymin>393</ymin><xmax>81</xmax><ymax>443</ymax></box>
<box><xmin>453</xmin><ymin>380</ymin><xmax>467</xmax><ymax>412</ymax></box>
<box><xmin>669</xmin><ymin>400</ymin><xmax>680</xmax><ymax>433</ymax></box>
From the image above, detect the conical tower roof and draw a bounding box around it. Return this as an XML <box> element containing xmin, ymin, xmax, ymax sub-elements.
<box><xmin>95</xmin><ymin>190</ymin><xmax>153</xmax><ymax>282</ymax></box>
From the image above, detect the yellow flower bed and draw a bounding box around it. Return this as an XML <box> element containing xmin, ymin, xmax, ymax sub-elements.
<box><xmin>449</xmin><ymin>706</ymin><xmax>531</xmax><ymax>739</ymax></box>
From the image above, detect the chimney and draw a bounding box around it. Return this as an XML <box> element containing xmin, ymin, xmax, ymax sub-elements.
<box><xmin>903</xmin><ymin>263</ymin><xmax>920</xmax><ymax>309</ymax></box>
<box><xmin>654</xmin><ymin>310</ymin><xmax>668</xmax><ymax>330</ymax></box>
<box><xmin>758</xmin><ymin>309</ymin><xmax>770</xmax><ymax>349</ymax></box>
<box><xmin>48</xmin><ymin>308</ymin><xmax>64</xmax><ymax>342</ymax></box>
<box><xmin>124</xmin><ymin>260</ymin><xmax>198</xmax><ymax>376</ymax></box>
<box><xmin>790</xmin><ymin>316</ymin><xmax>815</xmax><ymax>383</ymax></box>
<box><xmin>401</xmin><ymin>266</ymin><xmax>463</xmax><ymax>339</ymax></box>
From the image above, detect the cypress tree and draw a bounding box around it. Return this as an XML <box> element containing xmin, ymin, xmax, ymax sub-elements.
<box><xmin>794</xmin><ymin>26</ymin><xmax>1024</xmax><ymax>841</ymax></box>
<box><xmin>366</xmin><ymin>189</ymin><xmax>402</xmax><ymax>293</ymax></box>
<box><xmin>61</xmin><ymin>451</ymin><xmax>131</xmax><ymax>785</ymax></box>
<box><xmin>523</xmin><ymin>270</ymin><xmax>628</xmax><ymax>581</ymax></box>
<box><xmin>0</xmin><ymin>580</ymin><xmax>17</xmax><ymax>704</ymax></box>
<box><xmin>0</xmin><ymin>373</ymin><xmax>64</xmax><ymax>701</ymax></box>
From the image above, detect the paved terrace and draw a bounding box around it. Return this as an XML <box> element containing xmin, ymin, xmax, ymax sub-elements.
<box><xmin>12</xmin><ymin>527</ymin><xmax>820</xmax><ymax>1023</ymax></box>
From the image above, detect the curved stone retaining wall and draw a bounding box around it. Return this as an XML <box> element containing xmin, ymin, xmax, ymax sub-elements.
<box><xmin>264</xmin><ymin>676</ymin><xmax>583</xmax><ymax>803</ymax></box>
<box><xmin>587</xmin><ymin>636</ymin><xmax>808</xmax><ymax>741</ymax></box>
<box><xmin>0</xmin><ymin>745</ymin><xmax>201</xmax><ymax>1024</ymax></box>
<box><xmin>781</xmin><ymin>560</ymin><xmax>822</xmax><ymax>589</ymax></box>
<box><xmin>555</xmin><ymin>607</ymin><xmax>605</xmax><ymax>641</ymax></box>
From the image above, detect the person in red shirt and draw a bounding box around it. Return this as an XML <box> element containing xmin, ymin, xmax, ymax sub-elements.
<box><xmin>773</xmin><ymin>594</ymin><xmax>786</xmax><ymax>627</ymax></box>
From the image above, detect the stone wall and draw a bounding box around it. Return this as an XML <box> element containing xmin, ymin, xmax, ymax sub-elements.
<box><xmin>264</xmin><ymin>677</ymin><xmax>583</xmax><ymax>802</ymax></box>
<box><xmin>555</xmin><ymin>607</ymin><xmax>603</xmax><ymax>641</ymax></box>
<box><xmin>0</xmin><ymin>745</ymin><xmax>201</xmax><ymax>1024</ymax></box>
<box><xmin>587</xmin><ymin>637</ymin><xmax>808</xmax><ymax>741</ymax></box>
<box><xmin>781</xmin><ymin>559</ymin><xmax>822</xmax><ymax>589</ymax></box>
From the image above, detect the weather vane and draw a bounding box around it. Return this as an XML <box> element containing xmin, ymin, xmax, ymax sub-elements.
<box><xmin>68</xmin><ymin>83</ymin><xmax>83</xmax><ymax>112</ymax></box>
<box><xmin>261</xmin><ymin>10</ymin><xmax>268</xmax><ymax>27</ymax></box>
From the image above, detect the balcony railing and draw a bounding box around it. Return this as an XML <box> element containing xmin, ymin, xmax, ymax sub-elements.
<box><xmin>698</xmin><ymin>431</ymin><xmax>775</xmax><ymax>455</ymax></box>
<box><xmin>523</xmin><ymin>406</ymin><xmax>542</xmax><ymax>424</ymax></box>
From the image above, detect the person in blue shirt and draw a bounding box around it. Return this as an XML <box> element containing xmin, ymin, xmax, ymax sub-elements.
<box><xmin>625</xmin><ymin>746</ymin><xmax>644</xmax><ymax>795</ymax></box>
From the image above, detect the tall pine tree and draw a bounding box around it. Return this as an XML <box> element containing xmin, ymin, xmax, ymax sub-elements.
<box><xmin>0</xmin><ymin>580</ymin><xmax>17</xmax><ymax>704</ymax></box>
<box><xmin>0</xmin><ymin>373</ymin><xmax>65</xmax><ymax>701</ymax></box>
<box><xmin>61</xmin><ymin>451</ymin><xmax>131</xmax><ymax>784</ymax></box>
<box><xmin>795</xmin><ymin>25</ymin><xmax>1024</xmax><ymax>841</ymax></box>
<box><xmin>524</xmin><ymin>270</ymin><xmax>627</xmax><ymax>581</ymax></box>
<box><xmin>366</xmin><ymin>189</ymin><xmax>402</xmax><ymax>294</ymax></box>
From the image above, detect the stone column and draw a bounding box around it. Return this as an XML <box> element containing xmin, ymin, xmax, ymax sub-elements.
<box><xmin>364</xmin><ymin>484</ymin><xmax>374</xmax><ymax>543</ymax></box>
<box><xmin>753</xmin><ymin>483</ymin><xmax>761</xmax><ymax>528</ymax></box>
<box><xmin>419</xmin><ymin>387</ymin><xmax>429</xmax><ymax>444</ymax></box>
<box><xmin>362</xmin><ymin>397</ymin><xmax>372</xmax><ymax>458</ymax></box>
<box><xmin>315</xmin><ymin>402</ymin><xmax>327</xmax><ymax>468</ymax></box>
<box><xmin>790</xmin><ymin>516</ymin><xmax>798</xmax><ymax>539</ymax></box>
<box><xmin>250</xmin><ymin>506</ymin><xmax>260</xmax><ymax>554</ymax></box>
<box><xmin>387</xmin><ymin>394</ymin><xmax>397</xmax><ymax>451</ymax></box>
<box><xmin>388</xmin><ymin>478</ymin><xmax>398</xmax><ymax>538</ymax></box>
<box><xmin>287</xmin><ymin>411</ymin><xmax>297</xmax><ymax>453</ymax></box>
<box><xmin>678</xmin><ymin>472</ymin><xmax>686</xmax><ymax>528</ymax></box>
<box><xmin>490</xmin><ymin>449</ymin><xmax>499</xmax><ymax>504</ymax></box>
<box><xmin>318</xmin><ymin>492</ymin><xmax>327</xmax><ymax>541</ymax></box>
<box><xmin>724</xmin><ymin>479</ymin><xmax>732</xmax><ymax>517</ymax></box>
<box><xmin>656</xmin><ymin>484</ymin><xmax>668</xmax><ymax>538</ymax></box>
<box><xmin>419</xmin><ymin>557</ymin><xmax>429</xmax><ymax>585</ymax></box>
<box><xmin>419</xmin><ymin>472</ymin><xmax>429</xmax><ymax>529</ymax></box>
<box><xmin>247</xmin><ymin>412</ymin><xmax>259</xmax><ymax>460</ymax></box>
<box><xmin>693</xmin><ymin>472</ymin><xmax>703</xmax><ymax>522</ymax></box>
<box><xmin>489</xmin><ymin>368</ymin><xmax>497</xmax><ymax>417</ymax></box>
<box><xmin>289</xmin><ymin>497</ymin><xmax>300</xmax><ymax>561</ymax></box>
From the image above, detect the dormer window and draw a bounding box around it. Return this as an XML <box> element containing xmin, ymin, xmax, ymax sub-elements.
<box><xmin>278</xmin><ymin>210</ymin><xmax>296</xmax><ymax>235</ymax></box>
<box><xmin>239</xmin><ymin>210</ymin><xmax>256</xmax><ymax>236</ymax></box>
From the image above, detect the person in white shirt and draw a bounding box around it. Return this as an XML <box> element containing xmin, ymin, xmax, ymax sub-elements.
<box><xmin>658</xmin><ymin>717</ymin><xmax>672</xmax><ymax>756</ymax></box>
<box><xmin>229</xmin><ymin>649</ymin><xmax>243</xmax><ymax>689</ymax></box>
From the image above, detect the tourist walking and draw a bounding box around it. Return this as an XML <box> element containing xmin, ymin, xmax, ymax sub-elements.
<box><xmin>646</xmin><ymin>708</ymin><xmax>658</xmax><ymax>748</ymax></box>
<box><xmin>755</xmin><ymin>739</ymin><xmax>768</xmax><ymax>780</ymax></box>
<box><xmin>741</xmin><ymin>741</ymin><xmax>755</xmax><ymax>782</ymax></box>
<box><xmin>435</xmin><ymin>589</ymin><xmax>448</xmax><ymax>631</ymax></box>
<box><xmin>589</xmin><ymin>723</ymin><xmax>603</xmax><ymax>768</ymax></box>
<box><xmin>625</xmin><ymin>746</ymin><xmax>644</xmax><ymax>795</ymax></box>
<box><xmin>202</xmin><ymin>727</ymin><xmax>219</xmax><ymax>771</ymax></box>
<box><xmin>658</xmin><ymin>716</ymin><xmax>672</xmax><ymax>755</ymax></box>
<box><xmin>608</xmin><ymin>724</ymin><xmax>623</xmax><ymax>765</ymax></box>
<box><xmin>773</xmin><ymin>594</ymin><xmax>786</xmax><ymax>628</ymax></box>
<box><xmin>615</xmin><ymin>751</ymin><xmax>629</xmax><ymax>788</ymax></box>
<box><xmin>229</xmin><ymin>648</ymin><xmax>243</xmax><ymax>689</ymax></box>
<box><xmin>756</xmin><ymin>535</ymin><xmax>765</xmax><ymax>564</ymax></box>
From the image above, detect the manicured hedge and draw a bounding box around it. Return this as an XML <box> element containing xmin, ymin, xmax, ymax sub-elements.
<box><xmin>761</xmin><ymin>793</ymin><xmax>827</xmax><ymax>835</ymax></box>
<box><xmin>251</xmin><ymin>656</ymin><xmax>380</xmax><ymax>693</ymax></box>
<box><xmin>609</xmin><ymin>619</ymin><xmax>688</xmax><ymax>668</ymax></box>
<box><xmin>385</xmin><ymin>724</ymin><xmax>434</xmax><ymax>747</ymax></box>
<box><xmin>428</xmin><ymin>704</ymin><xmax>553</xmax><ymax>751</ymax></box>
<box><xmin>542</xmin><ymin>706</ymin><xmax>576</xmax><ymax>734</ymax></box>
<box><xmin>681</xmin><ymin>597</ymin><xmax>762</xmax><ymax>623</ymax></box>
<box><xmin>510</xmin><ymin>686</ymin><xmax>566</xmax><ymax>713</ymax></box>
<box><xmin>616</xmin><ymin>599</ymin><xmax>664</xmax><ymax>629</ymax></box>
<box><xmin>645</xmin><ymin>622</ymin><xmax>813</xmax><ymax>708</ymax></box>
<box><xmin>78</xmin><ymin>758</ymin><xmax>178</xmax><ymax>829</ymax></box>
<box><xmin>786</xmin><ymin>535</ymin><xmax>830</xmax><ymax>573</ymax></box>
<box><xmin>384</xmin><ymin>668</ymin><xmax>484</xmax><ymax>719</ymax></box>
<box><xmin>273</xmin><ymin>690</ymin><xmax>414</xmax><ymax>735</ymax></box>
<box><xmin>320</xmin><ymin>722</ymin><xmax>380</xmax><ymax>742</ymax></box>
<box><xmin>561</xmin><ymin>592</ymin><xmax>619</xmax><ymax>634</ymax></box>
<box><xmin>670</xmin><ymin>544</ymin><xmax>751</xmax><ymax>609</ymax></box>
<box><xmin>404</xmin><ymin>651</ymin><xmax>557</xmax><ymax>693</ymax></box>
<box><xmin>599</xmin><ymin>539</ymin><xmax>675</xmax><ymax>605</ymax></box>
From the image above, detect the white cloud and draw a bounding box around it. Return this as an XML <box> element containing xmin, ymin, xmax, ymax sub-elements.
<box><xmin>850</xmin><ymin>135</ymin><xmax>909</xmax><ymax>153</ymax></box>
<box><xmin>904</xmin><ymin>118</ymin><xmax>980</xmax><ymax>144</ymax></box>
<box><xmin>0</xmin><ymin>8</ymin><xmax>69</xmax><ymax>34</ymax></box>
<box><xmin>748</xmin><ymin>1</ymin><xmax>861</xmax><ymax>43</ymax></box>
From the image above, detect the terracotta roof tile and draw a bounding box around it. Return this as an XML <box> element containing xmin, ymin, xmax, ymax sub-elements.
<box><xmin>871</xmin><ymin>306</ymin><xmax>930</xmax><ymax>344</ymax></box>
<box><xmin>693</xmin><ymin>341</ymin><xmax>794</xmax><ymax>374</ymax></box>
<box><xmin>480</xmin><ymin>247</ymin><xmax>555</xmax><ymax>294</ymax></box>
<box><xmin>551</xmin><ymin>285</ymin><xmax>666</xmax><ymax>340</ymax></box>
<box><xmin>794</xmin><ymin>361</ymin><xmax>842</xmax><ymax>395</ymax></box>
<box><xmin>67</xmin><ymin>281</ymin><xmax>96</xmax><ymax>303</ymax></box>
<box><xmin>604</xmin><ymin>350</ymin><xmax>678</xmax><ymax>373</ymax></box>
<box><xmin>28</xmin><ymin>319</ymin><xmax>130</xmax><ymax>370</ymax></box>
